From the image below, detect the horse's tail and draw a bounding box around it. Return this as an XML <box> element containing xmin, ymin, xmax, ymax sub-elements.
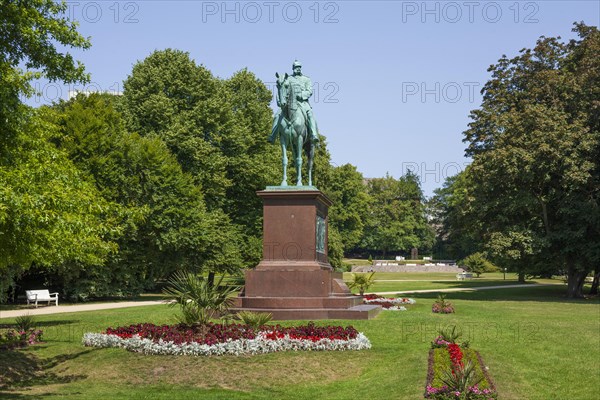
<box><xmin>303</xmin><ymin>137</ymin><xmax>312</xmax><ymax>151</ymax></box>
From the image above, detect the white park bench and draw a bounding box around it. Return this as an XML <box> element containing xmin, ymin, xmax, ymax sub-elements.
<box><xmin>456</xmin><ymin>272</ymin><xmax>474</xmax><ymax>281</ymax></box>
<box><xmin>26</xmin><ymin>290</ymin><xmax>59</xmax><ymax>308</ymax></box>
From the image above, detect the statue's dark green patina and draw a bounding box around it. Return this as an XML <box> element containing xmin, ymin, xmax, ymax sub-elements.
<box><xmin>268</xmin><ymin>61</ymin><xmax>320</xmax><ymax>187</ymax></box>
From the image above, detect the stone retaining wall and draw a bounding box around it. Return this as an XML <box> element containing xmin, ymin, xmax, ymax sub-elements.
<box><xmin>351</xmin><ymin>265</ymin><xmax>465</xmax><ymax>273</ymax></box>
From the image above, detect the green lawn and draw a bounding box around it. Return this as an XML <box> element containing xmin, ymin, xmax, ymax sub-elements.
<box><xmin>1</xmin><ymin>286</ymin><xmax>598</xmax><ymax>399</ymax></box>
<box><xmin>342</xmin><ymin>272</ymin><xmax>562</xmax><ymax>293</ymax></box>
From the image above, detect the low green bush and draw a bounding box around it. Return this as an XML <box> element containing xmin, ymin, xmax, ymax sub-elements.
<box><xmin>235</xmin><ymin>311</ymin><xmax>273</xmax><ymax>329</ymax></box>
<box><xmin>460</xmin><ymin>253</ymin><xmax>499</xmax><ymax>277</ymax></box>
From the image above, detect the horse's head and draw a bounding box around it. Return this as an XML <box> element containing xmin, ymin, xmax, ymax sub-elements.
<box><xmin>275</xmin><ymin>72</ymin><xmax>289</xmax><ymax>109</ymax></box>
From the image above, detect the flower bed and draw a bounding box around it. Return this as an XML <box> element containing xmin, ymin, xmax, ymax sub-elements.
<box><xmin>0</xmin><ymin>329</ymin><xmax>44</xmax><ymax>350</ymax></box>
<box><xmin>424</xmin><ymin>335</ymin><xmax>497</xmax><ymax>399</ymax></box>
<box><xmin>83</xmin><ymin>322</ymin><xmax>371</xmax><ymax>356</ymax></box>
<box><xmin>432</xmin><ymin>294</ymin><xmax>455</xmax><ymax>314</ymax></box>
<box><xmin>362</xmin><ymin>294</ymin><xmax>416</xmax><ymax>310</ymax></box>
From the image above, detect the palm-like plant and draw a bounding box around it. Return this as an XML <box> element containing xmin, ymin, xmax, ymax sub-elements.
<box><xmin>347</xmin><ymin>272</ymin><xmax>376</xmax><ymax>296</ymax></box>
<box><xmin>439</xmin><ymin>359</ymin><xmax>483</xmax><ymax>394</ymax></box>
<box><xmin>236</xmin><ymin>311</ymin><xmax>273</xmax><ymax>329</ymax></box>
<box><xmin>163</xmin><ymin>271</ymin><xmax>241</xmax><ymax>326</ymax></box>
<box><xmin>439</xmin><ymin>325</ymin><xmax>461</xmax><ymax>343</ymax></box>
<box><xmin>15</xmin><ymin>314</ymin><xmax>36</xmax><ymax>331</ymax></box>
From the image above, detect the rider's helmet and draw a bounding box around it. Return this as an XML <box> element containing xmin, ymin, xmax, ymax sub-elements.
<box><xmin>292</xmin><ymin>60</ymin><xmax>302</xmax><ymax>69</ymax></box>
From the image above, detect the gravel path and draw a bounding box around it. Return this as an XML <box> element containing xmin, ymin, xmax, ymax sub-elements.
<box><xmin>0</xmin><ymin>300</ymin><xmax>165</xmax><ymax>319</ymax></box>
<box><xmin>375</xmin><ymin>279</ymin><xmax>460</xmax><ymax>282</ymax></box>
<box><xmin>0</xmin><ymin>283</ymin><xmax>560</xmax><ymax>319</ymax></box>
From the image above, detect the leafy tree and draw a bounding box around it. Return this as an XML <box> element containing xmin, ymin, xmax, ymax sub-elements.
<box><xmin>362</xmin><ymin>173</ymin><xmax>434</xmax><ymax>258</ymax></box>
<box><xmin>121</xmin><ymin>49</ymin><xmax>230</xmax><ymax>210</ymax></box>
<box><xmin>121</xmin><ymin>51</ymin><xmax>286</xmax><ymax>269</ymax></box>
<box><xmin>0</xmin><ymin>0</ymin><xmax>90</xmax><ymax>127</ymax></box>
<box><xmin>222</xmin><ymin>69</ymin><xmax>279</xmax><ymax>235</ymax></box>
<box><xmin>327</xmin><ymin>224</ymin><xmax>346</xmax><ymax>271</ymax></box>
<box><xmin>462</xmin><ymin>23</ymin><xmax>600</xmax><ymax>297</ymax></box>
<box><xmin>46</xmin><ymin>94</ymin><xmax>241</xmax><ymax>299</ymax></box>
<box><xmin>428</xmin><ymin>169</ymin><xmax>483</xmax><ymax>260</ymax></box>
<box><xmin>0</xmin><ymin>1</ymin><xmax>112</xmax><ymax>302</ymax></box>
<box><xmin>220</xmin><ymin>69</ymin><xmax>280</xmax><ymax>266</ymax></box>
<box><xmin>0</xmin><ymin>107</ymin><xmax>118</xmax><ymax>301</ymax></box>
<box><xmin>325</xmin><ymin>164</ymin><xmax>370</xmax><ymax>254</ymax></box>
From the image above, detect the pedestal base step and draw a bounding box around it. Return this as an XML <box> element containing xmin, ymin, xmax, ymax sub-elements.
<box><xmin>238</xmin><ymin>295</ymin><xmax>363</xmax><ymax>309</ymax></box>
<box><xmin>230</xmin><ymin>304</ymin><xmax>381</xmax><ymax>320</ymax></box>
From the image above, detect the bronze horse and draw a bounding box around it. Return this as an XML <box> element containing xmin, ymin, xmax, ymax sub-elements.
<box><xmin>271</xmin><ymin>72</ymin><xmax>316</xmax><ymax>186</ymax></box>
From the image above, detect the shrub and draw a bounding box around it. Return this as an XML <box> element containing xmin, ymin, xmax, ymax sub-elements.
<box><xmin>459</xmin><ymin>253</ymin><xmax>498</xmax><ymax>277</ymax></box>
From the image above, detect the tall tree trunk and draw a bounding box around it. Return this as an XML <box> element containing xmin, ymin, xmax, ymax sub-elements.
<box><xmin>590</xmin><ymin>268</ymin><xmax>600</xmax><ymax>295</ymax></box>
<box><xmin>566</xmin><ymin>263</ymin><xmax>587</xmax><ymax>298</ymax></box>
<box><xmin>207</xmin><ymin>272</ymin><xmax>215</xmax><ymax>288</ymax></box>
<box><xmin>518</xmin><ymin>271</ymin><xmax>526</xmax><ymax>283</ymax></box>
<box><xmin>538</xmin><ymin>198</ymin><xmax>551</xmax><ymax>236</ymax></box>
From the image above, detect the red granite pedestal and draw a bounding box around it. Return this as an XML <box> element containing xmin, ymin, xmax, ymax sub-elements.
<box><xmin>233</xmin><ymin>188</ymin><xmax>380</xmax><ymax>320</ymax></box>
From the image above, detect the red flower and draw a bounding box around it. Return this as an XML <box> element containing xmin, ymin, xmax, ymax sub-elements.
<box><xmin>447</xmin><ymin>343</ymin><xmax>463</xmax><ymax>369</ymax></box>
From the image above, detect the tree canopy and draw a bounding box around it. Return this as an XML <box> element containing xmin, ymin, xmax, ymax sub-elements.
<box><xmin>0</xmin><ymin>0</ymin><xmax>90</xmax><ymax>125</ymax></box>
<box><xmin>44</xmin><ymin>94</ymin><xmax>242</xmax><ymax>298</ymax></box>
<box><xmin>0</xmin><ymin>1</ymin><xmax>101</xmax><ymax>301</ymax></box>
<box><xmin>361</xmin><ymin>173</ymin><xmax>434</xmax><ymax>258</ymax></box>
<box><xmin>461</xmin><ymin>23</ymin><xmax>599</xmax><ymax>297</ymax></box>
<box><xmin>120</xmin><ymin>50</ymin><xmax>281</xmax><ymax>267</ymax></box>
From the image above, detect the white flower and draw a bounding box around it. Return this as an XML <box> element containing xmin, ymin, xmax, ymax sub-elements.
<box><xmin>363</xmin><ymin>297</ymin><xmax>416</xmax><ymax>305</ymax></box>
<box><xmin>82</xmin><ymin>331</ymin><xmax>372</xmax><ymax>356</ymax></box>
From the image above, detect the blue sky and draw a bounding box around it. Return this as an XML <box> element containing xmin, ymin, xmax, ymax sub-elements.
<box><xmin>29</xmin><ymin>1</ymin><xmax>600</xmax><ymax>195</ymax></box>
